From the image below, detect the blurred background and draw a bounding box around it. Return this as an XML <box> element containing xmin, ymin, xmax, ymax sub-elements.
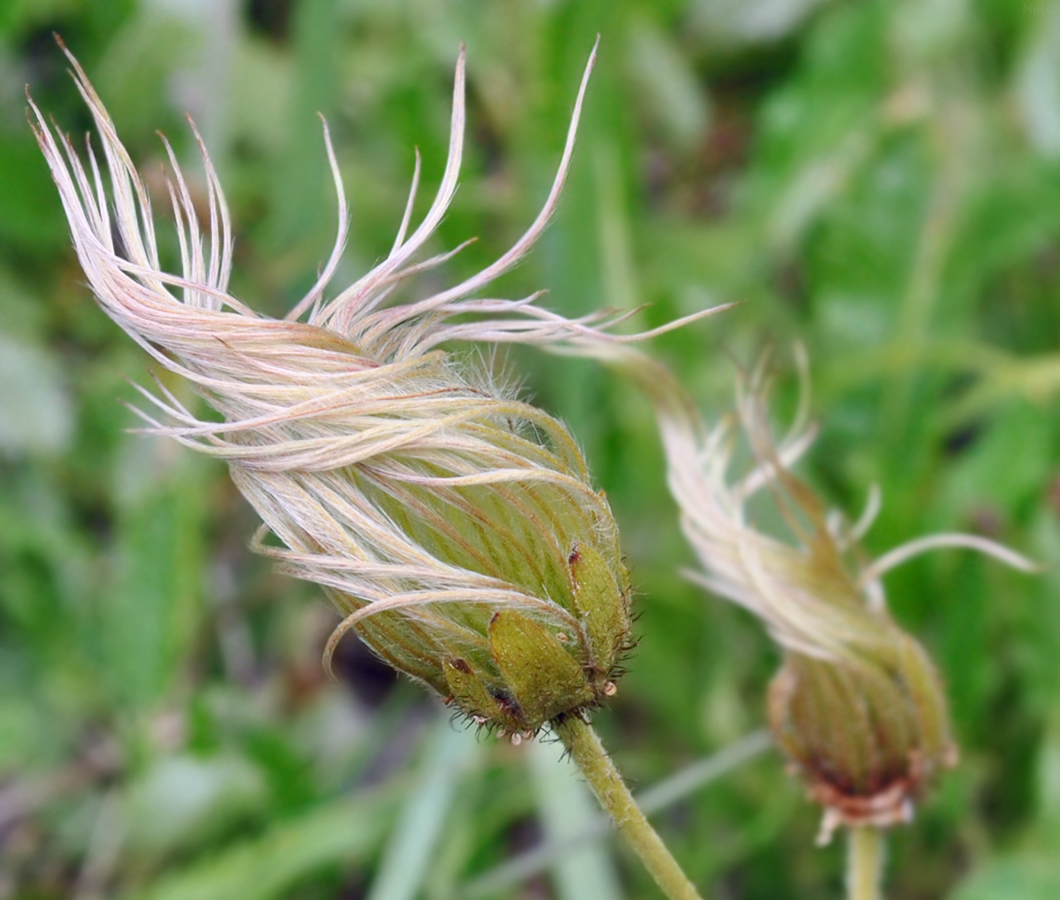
<box><xmin>2</xmin><ymin>0</ymin><xmax>1060</xmax><ymax>897</ymax></box>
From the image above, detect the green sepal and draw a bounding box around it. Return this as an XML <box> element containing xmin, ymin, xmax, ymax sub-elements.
<box><xmin>567</xmin><ymin>541</ymin><xmax>631</xmax><ymax>677</ymax></box>
<box><xmin>442</xmin><ymin>656</ymin><xmax>524</xmax><ymax>733</ymax></box>
<box><xmin>489</xmin><ymin>610</ymin><xmax>594</xmax><ymax>730</ymax></box>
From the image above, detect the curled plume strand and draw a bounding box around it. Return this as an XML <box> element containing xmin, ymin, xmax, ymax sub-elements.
<box><xmin>30</xmin><ymin>38</ymin><xmax>723</xmax><ymax>370</ymax></box>
<box><xmin>609</xmin><ymin>347</ymin><xmax>1038</xmax><ymax>663</ymax></box>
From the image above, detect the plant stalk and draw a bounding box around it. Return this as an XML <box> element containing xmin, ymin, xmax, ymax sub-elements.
<box><xmin>847</xmin><ymin>826</ymin><xmax>884</xmax><ymax>900</ymax></box>
<box><xmin>551</xmin><ymin>715</ymin><xmax>703</xmax><ymax>900</ymax></box>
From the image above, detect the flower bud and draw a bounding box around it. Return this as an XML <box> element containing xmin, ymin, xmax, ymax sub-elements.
<box><xmin>609</xmin><ymin>348</ymin><xmax>1036</xmax><ymax>839</ymax></box>
<box><xmin>768</xmin><ymin>628</ymin><xmax>957</xmax><ymax>840</ymax></box>
<box><xmin>30</xmin><ymin>40</ymin><xmax>690</xmax><ymax>737</ymax></box>
<box><xmin>313</xmin><ymin>416</ymin><xmax>636</xmax><ymax>737</ymax></box>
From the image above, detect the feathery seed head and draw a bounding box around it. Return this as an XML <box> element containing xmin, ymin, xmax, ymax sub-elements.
<box><xmin>611</xmin><ymin>347</ymin><xmax>1037</xmax><ymax>841</ymax></box>
<box><xmin>27</xmin><ymin>39</ymin><xmax>711</xmax><ymax>735</ymax></box>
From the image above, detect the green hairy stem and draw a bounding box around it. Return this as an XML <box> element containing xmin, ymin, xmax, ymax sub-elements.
<box><xmin>552</xmin><ymin>715</ymin><xmax>703</xmax><ymax>900</ymax></box>
<box><xmin>847</xmin><ymin>826</ymin><xmax>884</xmax><ymax>900</ymax></box>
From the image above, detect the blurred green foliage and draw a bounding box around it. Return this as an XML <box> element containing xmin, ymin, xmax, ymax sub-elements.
<box><xmin>2</xmin><ymin>0</ymin><xmax>1059</xmax><ymax>897</ymax></box>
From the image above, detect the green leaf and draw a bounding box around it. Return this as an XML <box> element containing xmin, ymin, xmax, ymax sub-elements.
<box><xmin>527</xmin><ymin>735</ymin><xmax>622</xmax><ymax>900</ymax></box>
<box><xmin>121</xmin><ymin>754</ymin><xmax>267</xmax><ymax>862</ymax></box>
<box><xmin>366</xmin><ymin>718</ymin><xmax>479</xmax><ymax>900</ymax></box>
<box><xmin>0</xmin><ymin>333</ymin><xmax>73</xmax><ymax>456</ymax></box>
<box><xmin>950</xmin><ymin>857</ymin><xmax>1060</xmax><ymax>900</ymax></box>
<box><xmin>120</xmin><ymin>786</ymin><xmax>399</xmax><ymax>900</ymax></box>
<box><xmin>100</xmin><ymin>446</ymin><xmax>208</xmax><ymax>711</ymax></box>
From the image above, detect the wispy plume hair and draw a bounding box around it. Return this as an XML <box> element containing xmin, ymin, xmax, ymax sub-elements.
<box><xmin>30</xmin><ymin>38</ymin><xmax>726</xmax><ymax>738</ymax></box>
<box><xmin>608</xmin><ymin>346</ymin><xmax>1037</xmax><ymax>839</ymax></box>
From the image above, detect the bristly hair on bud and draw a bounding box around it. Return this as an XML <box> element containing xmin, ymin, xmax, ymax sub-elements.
<box><xmin>30</xmin><ymin>38</ymin><xmax>727</xmax><ymax>739</ymax></box>
<box><xmin>606</xmin><ymin>346</ymin><xmax>1038</xmax><ymax>843</ymax></box>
